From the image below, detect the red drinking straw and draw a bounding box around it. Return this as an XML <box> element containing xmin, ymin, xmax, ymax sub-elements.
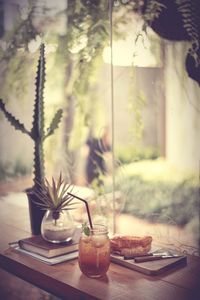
<box><xmin>67</xmin><ymin>192</ymin><xmax>93</xmax><ymax>229</ymax></box>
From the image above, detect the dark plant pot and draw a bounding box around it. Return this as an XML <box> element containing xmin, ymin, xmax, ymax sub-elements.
<box><xmin>26</xmin><ymin>187</ymin><xmax>46</xmax><ymax>235</ymax></box>
<box><xmin>143</xmin><ymin>0</ymin><xmax>189</xmax><ymax>41</ymax></box>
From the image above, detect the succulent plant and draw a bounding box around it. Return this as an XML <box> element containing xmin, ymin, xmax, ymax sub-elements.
<box><xmin>0</xmin><ymin>43</ymin><xmax>63</xmax><ymax>187</ymax></box>
<box><xmin>33</xmin><ymin>173</ymin><xmax>76</xmax><ymax>223</ymax></box>
<box><xmin>0</xmin><ymin>43</ymin><xmax>63</xmax><ymax>234</ymax></box>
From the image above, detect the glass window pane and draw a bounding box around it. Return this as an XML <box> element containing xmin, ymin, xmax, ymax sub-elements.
<box><xmin>0</xmin><ymin>0</ymin><xmax>199</xmax><ymax>256</ymax></box>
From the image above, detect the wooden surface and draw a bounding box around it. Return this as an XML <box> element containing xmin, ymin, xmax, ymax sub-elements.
<box><xmin>0</xmin><ymin>193</ymin><xmax>200</xmax><ymax>300</ymax></box>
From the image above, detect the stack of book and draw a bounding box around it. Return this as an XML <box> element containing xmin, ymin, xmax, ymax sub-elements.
<box><xmin>10</xmin><ymin>227</ymin><xmax>81</xmax><ymax>265</ymax></box>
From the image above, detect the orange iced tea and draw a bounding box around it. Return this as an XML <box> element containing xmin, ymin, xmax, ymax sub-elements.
<box><xmin>78</xmin><ymin>224</ymin><xmax>110</xmax><ymax>278</ymax></box>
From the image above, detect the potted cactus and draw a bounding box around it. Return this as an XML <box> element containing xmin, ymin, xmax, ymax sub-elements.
<box><xmin>0</xmin><ymin>44</ymin><xmax>63</xmax><ymax>234</ymax></box>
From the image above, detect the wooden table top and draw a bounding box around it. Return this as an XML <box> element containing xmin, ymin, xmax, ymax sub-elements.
<box><xmin>0</xmin><ymin>193</ymin><xmax>200</xmax><ymax>300</ymax></box>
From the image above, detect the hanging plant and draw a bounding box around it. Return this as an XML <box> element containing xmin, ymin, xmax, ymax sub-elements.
<box><xmin>142</xmin><ymin>0</ymin><xmax>200</xmax><ymax>85</ymax></box>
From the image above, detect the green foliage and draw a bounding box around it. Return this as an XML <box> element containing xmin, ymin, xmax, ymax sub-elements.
<box><xmin>0</xmin><ymin>161</ymin><xmax>14</xmax><ymax>180</ymax></box>
<box><xmin>13</xmin><ymin>158</ymin><xmax>32</xmax><ymax>177</ymax></box>
<box><xmin>121</xmin><ymin>175</ymin><xmax>198</xmax><ymax>226</ymax></box>
<box><xmin>82</xmin><ymin>222</ymin><xmax>91</xmax><ymax>236</ymax></box>
<box><xmin>0</xmin><ymin>53</ymin><xmax>32</xmax><ymax>102</ymax></box>
<box><xmin>0</xmin><ymin>2</ymin><xmax>40</xmax><ymax>100</ymax></box>
<box><xmin>128</xmin><ymin>67</ymin><xmax>147</xmax><ymax>142</ymax></box>
<box><xmin>103</xmin><ymin>159</ymin><xmax>198</xmax><ymax>242</ymax></box>
<box><xmin>116</xmin><ymin>146</ymin><xmax>160</xmax><ymax>164</ymax></box>
<box><xmin>175</xmin><ymin>0</ymin><xmax>200</xmax><ymax>72</ymax></box>
<box><xmin>143</xmin><ymin>0</ymin><xmax>166</xmax><ymax>26</ymax></box>
<box><xmin>0</xmin><ymin>159</ymin><xmax>31</xmax><ymax>180</ymax></box>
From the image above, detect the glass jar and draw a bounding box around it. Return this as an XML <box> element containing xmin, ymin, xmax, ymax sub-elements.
<box><xmin>41</xmin><ymin>210</ymin><xmax>76</xmax><ymax>243</ymax></box>
<box><xmin>78</xmin><ymin>224</ymin><xmax>110</xmax><ymax>278</ymax></box>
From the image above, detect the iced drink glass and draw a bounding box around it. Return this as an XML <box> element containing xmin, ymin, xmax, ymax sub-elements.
<box><xmin>78</xmin><ymin>224</ymin><xmax>110</xmax><ymax>278</ymax></box>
